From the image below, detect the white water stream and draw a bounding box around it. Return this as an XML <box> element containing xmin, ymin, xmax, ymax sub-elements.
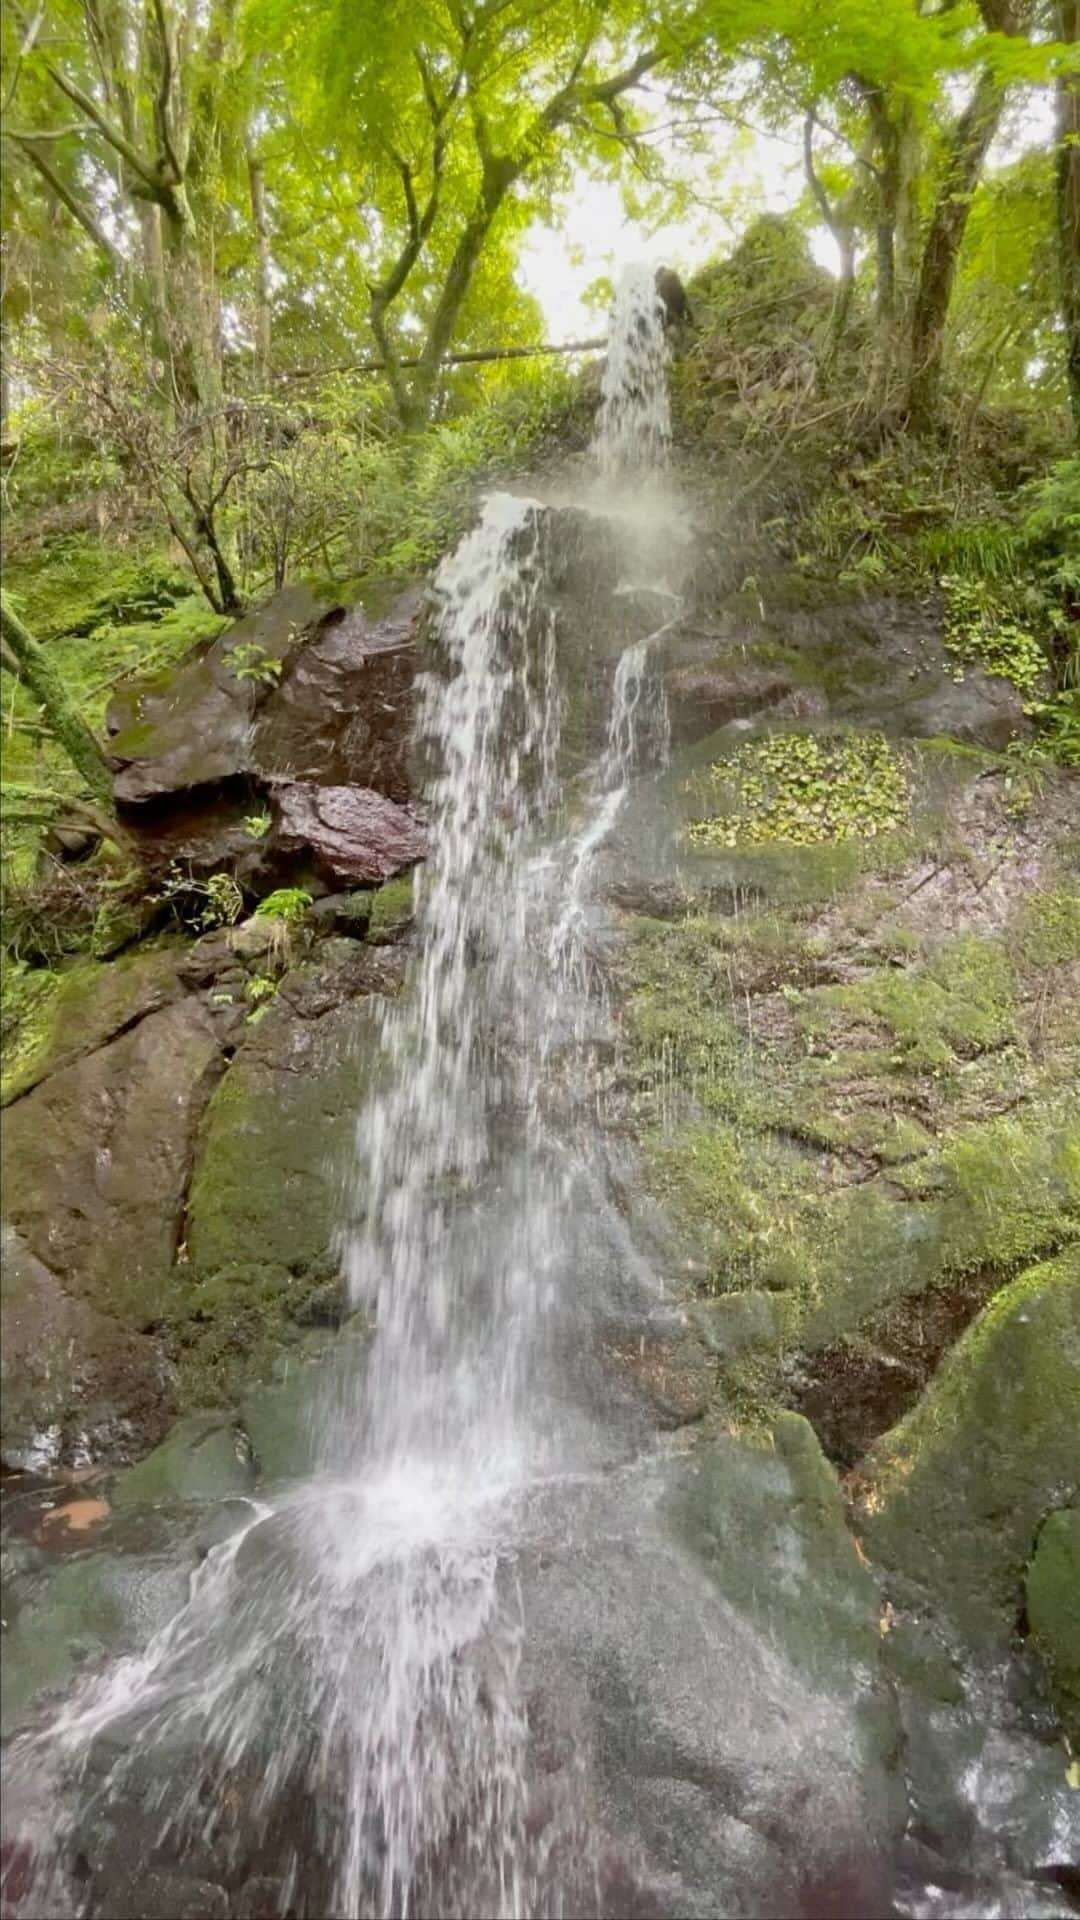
<box><xmin>1</xmin><ymin>266</ymin><xmax>680</xmax><ymax>1920</ymax></box>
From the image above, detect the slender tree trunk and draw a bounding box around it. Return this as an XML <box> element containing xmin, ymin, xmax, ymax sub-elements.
<box><xmin>0</xmin><ymin>593</ymin><xmax>114</xmax><ymax>805</ymax></box>
<box><xmin>248</xmin><ymin>148</ymin><xmax>272</xmax><ymax>389</ymax></box>
<box><xmin>162</xmin><ymin>195</ymin><xmax>221</xmax><ymax>412</ymax></box>
<box><xmin>906</xmin><ymin>68</ymin><xmax>1005</xmax><ymax>429</ymax></box>
<box><xmin>1056</xmin><ymin>0</ymin><xmax>1080</xmax><ymax>441</ymax></box>
<box><xmin>406</xmin><ymin>166</ymin><xmax>517</xmax><ymax>428</ymax></box>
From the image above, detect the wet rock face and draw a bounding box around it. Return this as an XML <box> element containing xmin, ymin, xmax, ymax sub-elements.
<box><xmin>0</xmin><ymin>1227</ymin><xmax>175</xmax><ymax>1471</ymax></box>
<box><xmin>104</xmin><ymin>583</ymin><xmax>425</xmax><ymax>887</ymax></box>
<box><xmin>274</xmin><ymin>782</ymin><xmax>428</xmax><ymax>886</ymax></box>
<box><xmin>253</xmin><ymin>593</ymin><xmax>421</xmax><ymax>801</ymax></box>
<box><xmin>662</xmin><ymin>593</ymin><xmax>1032</xmax><ymax>755</ymax></box>
<box><xmin>0</xmin><ymin>934</ymin><xmax>402</xmax><ymax>1476</ymax></box>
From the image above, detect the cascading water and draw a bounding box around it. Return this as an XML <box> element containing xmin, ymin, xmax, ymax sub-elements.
<box><xmin>593</xmin><ymin>263</ymin><xmax>671</xmax><ymax>478</ymax></box>
<box><xmin>1</xmin><ymin>267</ymin><xmax>680</xmax><ymax>1920</ymax></box>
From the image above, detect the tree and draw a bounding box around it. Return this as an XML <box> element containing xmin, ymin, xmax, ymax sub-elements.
<box><xmin>253</xmin><ymin>0</ymin><xmax>691</xmax><ymax>428</ymax></box>
<box><xmin>0</xmin><ymin>591</ymin><xmax>113</xmax><ymax>805</ymax></box>
<box><xmin>906</xmin><ymin>0</ymin><xmax>1035</xmax><ymax>428</ymax></box>
<box><xmin>1056</xmin><ymin>0</ymin><xmax>1080</xmax><ymax>438</ymax></box>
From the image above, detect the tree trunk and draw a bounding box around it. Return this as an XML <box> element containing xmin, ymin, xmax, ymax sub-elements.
<box><xmin>0</xmin><ymin>593</ymin><xmax>114</xmax><ymax>806</ymax></box>
<box><xmin>162</xmin><ymin>196</ymin><xmax>222</xmax><ymax>412</ymax></box>
<box><xmin>406</xmin><ymin>168</ymin><xmax>516</xmax><ymax>429</ymax></box>
<box><xmin>248</xmin><ymin>149</ymin><xmax>272</xmax><ymax>390</ymax></box>
<box><xmin>1057</xmin><ymin>0</ymin><xmax>1080</xmax><ymax>441</ymax></box>
<box><xmin>906</xmin><ymin>67</ymin><xmax>1005</xmax><ymax>429</ymax></box>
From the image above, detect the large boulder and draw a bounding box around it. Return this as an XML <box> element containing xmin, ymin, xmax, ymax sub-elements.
<box><xmin>859</xmin><ymin>1250</ymin><xmax>1080</xmax><ymax>1652</ymax></box>
<box><xmin>104</xmin><ymin>586</ymin><xmax>425</xmax><ymax>888</ymax></box>
<box><xmin>107</xmin><ymin>585</ymin><xmax>325</xmax><ymax>803</ymax></box>
<box><xmin>1</xmin><ymin>998</ymin><xmax>223</xmax><ymax>1327</ymax></box>
<box><xmin>0</xmin><ymin>1226</ymin><xmax>175</xmax><ymax>1471</ymax></box>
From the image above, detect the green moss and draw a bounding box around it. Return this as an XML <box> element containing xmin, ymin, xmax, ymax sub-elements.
<box><xmin>686</xmin><ymin>730</ymin><xmax>909</xmax><ymax>850</ymax></box>
<box><xmin>1</xmin><ymin>946</ymin><xmax>180</xmax><ymax>1105</ymax></box>
<box><xmin>796</xmin><ymin>935</ymin><xmax>1017</xmax><ymax>1072</ymax></box>
<box><xmin>645</xmin><ymin>1120</ymin><xmax>813</xmax><ymax>1293</ymax></box>
<box><xmin>173</xmin><ymin>1261</ymin><xmax>342</xmax><ymax>1408</ymax></box>
<box><xmin>1025</xmin><ymin>1507</ymin><xmax>1080</xmax><ymax>1742</ymax></box>
<box><xmin>1013</xmin><ymin>886</ymin><xmax>1080</xmax><ymax>970</ymax></box>
<box><xmin>935</xmin><ymin>1105</ymin><xmax>1080</xmax><ymax>1274</ymax></box>
<box><xmin>367</xmin><ymin>873</ymin><xmax>416</xmax><ymax>942</ymax></box>
<box><xmin>861</xmin><ymin>1251</ymin><xmax>1080</xmax><ymax>1649</ymax></box>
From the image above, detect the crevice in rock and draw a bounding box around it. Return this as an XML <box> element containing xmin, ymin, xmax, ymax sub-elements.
<box><xmin>782</xmin><ymin>1264</ymin><xmax>1006</xmax><ymax>1471</ymax></box>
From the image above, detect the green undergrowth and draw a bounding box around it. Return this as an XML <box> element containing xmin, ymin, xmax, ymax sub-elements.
<box><xmin>624</xmin><ymin>846</ymin><xmax>1080</xmax><ymax>1372</ymax></box>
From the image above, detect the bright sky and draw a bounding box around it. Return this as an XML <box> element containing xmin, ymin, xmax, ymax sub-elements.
<box><xmin>519</xmin><ymin>90</ymin><xmax>1055</xmax><ymax>340</ymax></box>
<box><xmin>519</xmin><ymin>148</ymin><xmax>804</xmax><ymax>338</ymax></box>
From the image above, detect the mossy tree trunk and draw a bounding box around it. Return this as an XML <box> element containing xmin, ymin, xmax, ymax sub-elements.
<box><xmin>1057</xmin><ymin>0</ymin><xmax>1080</xmax><ymax>443</ymax></box>
<box><xmin>0</xmin><ymin>593</ymin><xmax>114</xmax><ymax>808</ymax></box>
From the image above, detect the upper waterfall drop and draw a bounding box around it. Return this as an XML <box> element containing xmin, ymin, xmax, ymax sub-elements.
<box><xmin>592</xmin><ymin>263</ymin><xmax>671</xmax><ymax>477</ymax></box>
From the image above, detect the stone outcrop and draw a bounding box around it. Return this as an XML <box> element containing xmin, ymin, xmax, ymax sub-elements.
<box><xmin>273</xmin><ymin>783</ymin><xmax>427</xmax><ymax>885</ymax></box>
<box><xmin>0</xmin><ymin>927</ymin><xmax>405</xmax><ymax>1471</ymax></box>
<box><xmin>104</xmin><ymin>583</ymin><xmax>425</xmax><ymax>889</ymax></box>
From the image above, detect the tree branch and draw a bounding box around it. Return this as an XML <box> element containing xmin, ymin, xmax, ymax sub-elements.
<box><xmin>43</xmin><ymin>60</ymin><xmax>163</xmax><ymax>191</ymax></box>
<box><xmin>151</xmin><ymin>0</ymin><xmax>184</xmax><ymax>183</ymax></box>
<box><xmin>13</xmin><ymin>134</ymin><xmax>120</xmax><ymax>265</ymax></box>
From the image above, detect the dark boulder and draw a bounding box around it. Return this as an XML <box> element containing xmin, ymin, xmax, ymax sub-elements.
<box><xmin>107</xmin><ymin>585</ymin><xmax>325</xmax><ymax>803</ymax></box>
<box><xmin>253</xmin><ymin>591</ymin><xmax>421</xmax><ymax>801</ymax></box>
<box><xmin>274</xmin><ymin>782</ymin><xmax>428</xmax><ymax>885</ymax></box>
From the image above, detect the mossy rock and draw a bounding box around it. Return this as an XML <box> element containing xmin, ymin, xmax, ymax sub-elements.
<box><xmin>1</xmin><ymin>999</ymin><xmax>223</xmax><ymax>1327</ymax></box>
<box><xmin>367</xmin><ymin>873</ymin><xmax>415</xmax><ymax>943</ymax></box>
<box><xmin>181</xmin><ymin>979</ymin><xmax>383</xmax><ymax>1402</ymax></box>
<box><xmin>669</xmin><ymin>1413</ymin><xmax>886</xmax><ymax>1686</ymax></box>
<box><xmin>111</xmin><ymin>1413</ymin><xmax>253</xmax><ymax>1509</ymax></box>
<box><xmin>860</xmin><ymin>1251</ymin><xmax>1080</xmax><ymax>1652</ymax></box>
<box><xmin>0</xmin><ymin>945</ymin><xmax>183</xmax><ymax>1106</ymax></box>
<box><xmin>1025</xmin><ymin>1506</ymin><xmax>1080</xmax><ymax>1742</ymax></box>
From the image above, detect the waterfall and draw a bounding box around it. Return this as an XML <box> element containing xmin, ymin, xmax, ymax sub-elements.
<box><xmin>592</xmin><ymin>263</ymin><xmax>671</xmax><ymax>477</ymax></box>
<box><xmin>0</xmin><ymin>272</ymin><xmax>678</xmax><ymax>1920</ymax></box>
<box><xmin>341</xmin><ymin>491</ymin><xmax>560</xmax><ymax>1481</ymax></box>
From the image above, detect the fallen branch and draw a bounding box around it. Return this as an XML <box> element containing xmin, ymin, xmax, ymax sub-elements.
<box><xmin>277</xmin><ymin>338</ymin><xmax>607</xmax><ymax>383</ymax></box>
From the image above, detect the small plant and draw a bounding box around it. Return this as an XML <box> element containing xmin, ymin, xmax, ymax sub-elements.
<box><xmin>154</xmin><ymin>862</ymin><xmax>244</xmax><ymax>931</ymax></box>
<box><xmin>244</xmin><ymin>811</ymin><xmax>272</xmax><ymax>839</ymax></box>
<box><xmin>254</xmin><ymin>885</ymin><xmax>312</xmax><ymax>966</ymax></box>
<box><xmin>254</xmin><ymin>887</ymin><xmax>312</xmax><ymax>924</ymax></box>
<box><xmin>228</xmin><ymin>641</ymin><xmax>283</xmax><ymax>687</ymax></box>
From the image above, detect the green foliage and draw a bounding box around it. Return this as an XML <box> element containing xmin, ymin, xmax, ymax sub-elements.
<box><xmin>154</xmin><ymin>864</ymin><xmax>244</xmax><ymax>932</ymax></box>
<box><xmin>686</xmin><ymin>732</ymin><xmax>909</xmax><ymax>849</ymax></box>
<box><xmin>255</xmin><ymin>888</ymin><xmax>313</xmax><ymax>924</ymax></box>
<box><xmin>941</xmin><ymin>574</ymin><xmax>1047</xmax><ymax>699</ymax></box>
<box><xmin>228</xmin><ymin>642</ymin><xmax>284</xmax><ymax>687</ymax></box>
